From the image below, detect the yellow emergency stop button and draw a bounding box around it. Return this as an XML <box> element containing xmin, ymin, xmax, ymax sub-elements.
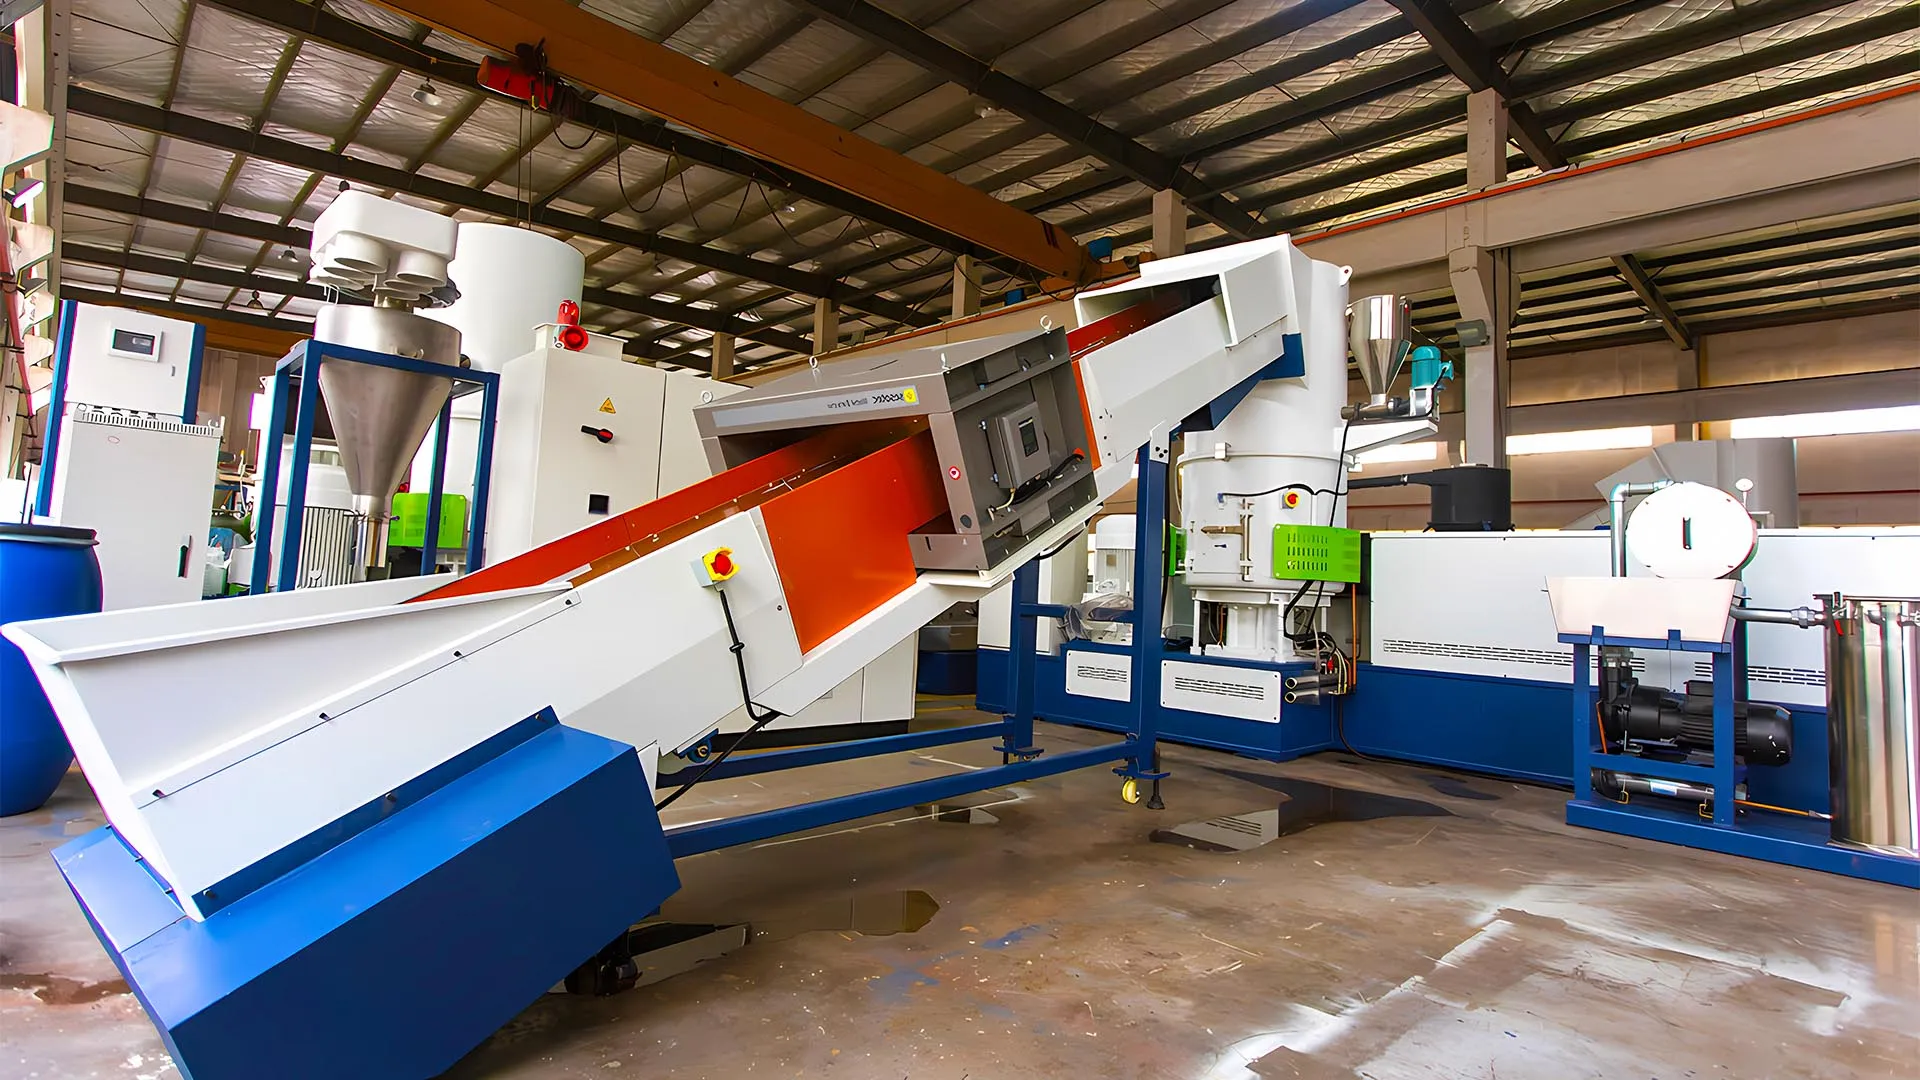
<box><xmin>700</xmin><ymin>547</ymin><xmax>738</xmax><ymax>584</ymax></box>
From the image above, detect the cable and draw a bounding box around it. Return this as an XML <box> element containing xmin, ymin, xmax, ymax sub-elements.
<box><xmin>1217</xmin><ymin>482</ymin><xmax>1338</xmax><ymax>500</ymax></box>
<box><xmin>654</xmin><ymin>587</ymin><xmax>782</xmax><ymax>810</ymax></box>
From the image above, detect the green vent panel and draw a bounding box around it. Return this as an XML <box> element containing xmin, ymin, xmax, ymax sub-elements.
<box><xmin>1165</xmin><ymin>524</ymin><xmax>1186</xmax><ymax>576</ymax></box>
<box><xmin>1271</xmin><ymin>524</ymin><xmax>1361</xmax><ymax>583</ymax></box>
<box><xmin>389</xmin><ymin>492</ymin><xmax>468</xmax><ymax>549</ymax></box>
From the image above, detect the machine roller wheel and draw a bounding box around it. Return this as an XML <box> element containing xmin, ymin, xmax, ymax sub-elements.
<box><xmin>1120</xmin><ymin>778</ymin><xmax>1142</xmax><ymax>805</ymax></box>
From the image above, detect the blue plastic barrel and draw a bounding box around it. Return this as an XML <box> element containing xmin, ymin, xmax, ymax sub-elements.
<box><xmin>0</xmin><ymin>523</ymin><xmax>102</xmax><ymax>816</ymax></box>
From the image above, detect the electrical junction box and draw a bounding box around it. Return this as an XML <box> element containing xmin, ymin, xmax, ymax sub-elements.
<box><xmin>488</xmin><ymin>347</ymin><xmax>747</xmax><ymax>562</ymax></box>
<box><xmin>62</xmin><ymin>303</ymin><xmax>201</xmax><ymax>418</ymax></box>
<box><xmin>1271</xmin><ymin>524</ymin><xmax>1361</xmax><ymax>583</ymax></box>
<box><xmin>47</xmin><ymin>405</ymin><xmax>222</xmax><ymax>610</ymax></box>
<box><xmin>987</xmin><ymin>400</ymin><xmax>1051</xmax><ymax>489</ymax></box>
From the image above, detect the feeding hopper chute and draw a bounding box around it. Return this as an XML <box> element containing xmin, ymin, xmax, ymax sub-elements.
<box><xmin>1348</xmin><ymin>293</ymin><xmax>1412</xmax><ymax>399</ymax></box>
<box><xmin>313</xmin><ymin>305</ymin><xmax>460</xmax><ymax>509</ymax></box>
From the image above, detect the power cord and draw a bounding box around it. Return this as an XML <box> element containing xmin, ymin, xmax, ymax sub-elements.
<box><xmin>654</xmin><ymin>586</ymin><xmax>782</xmax><ymax>810</ymax></box>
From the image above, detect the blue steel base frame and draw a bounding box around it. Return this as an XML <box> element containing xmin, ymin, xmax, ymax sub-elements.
<box><xmin>1565</xmin><ymin>627</ymin><xmax>1917</xmax><ymax>888</ymax></box>
<box><xmin>250</xmin><ymin>339</ymin><xmax>500</xmax><ymax>593</ymax></box>
<box><xmin>54</xmin><ymin>710</ymin><xmax>680</xmax><ymax>1080</ymax></box>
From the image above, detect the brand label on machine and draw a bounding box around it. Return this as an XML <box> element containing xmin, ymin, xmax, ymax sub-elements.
<box><xmin>821</xmin><ymin>385</ymin><xmax>918</xmax><ymax>413</ymax></box>
<box><xmin>1066</xmin><ymin>650</ymin><xmax>1131</xmax><ymax>701</ymax></box>
<box><xmin>708</xmin><ymin>384</ymin><xmax>924</xmax><ymax>431</ymax></box>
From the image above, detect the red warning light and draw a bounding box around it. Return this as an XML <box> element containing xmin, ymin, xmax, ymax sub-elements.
<box><xmin>557</xmin><ymin>324</ymin><xmax>589</xmax><ymax>351</ymax></box>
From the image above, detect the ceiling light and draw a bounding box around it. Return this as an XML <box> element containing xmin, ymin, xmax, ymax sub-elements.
<box><xmin>974</xmin><ymin>101</ymin><xmax>997</xmax><ymax>120</ymax></box>
<box><xmin>412</xmin><ymin>80</ymin><xmax>443</xmax><ymax>107</ymax></box>
<box><xmin>6</xmin><ymin>179</ymin><xmax>45</xmax><ymax>208</ymax></box>
<box><xmin>246</xmin><ymin>290</ymin><xmax>266</xmax><ymax>310</ymax></box>
<box><xmin>278</xmin><ymin>247</ymin><xmax>300</xmax><ymax>263</ymax></box>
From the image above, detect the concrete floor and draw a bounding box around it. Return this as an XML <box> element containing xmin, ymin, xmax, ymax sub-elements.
<box><xmin>3</xmin><ymin>709</ymin><xmax>1916</xmax><ymax>1079</ymax></box>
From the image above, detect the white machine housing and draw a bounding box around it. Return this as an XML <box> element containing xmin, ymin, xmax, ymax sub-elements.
<box><xmin>308</xmin><ymin>190</ymin><xmax>457</xmax><ymax>304</ymax></box>
<box><xmin>46</xmin><ymin>405</ymin><xmax>222</xmax><ymax>609</ymax></box>
<box><xmin>1369</xmin><ymin>528</ymin><xmax>1920</xmax><ymax>707</ymax></box>
<box><xmin>57</xmin><ymin>304</ymin><xmax>199</xmax><ymax>417</ymax></box>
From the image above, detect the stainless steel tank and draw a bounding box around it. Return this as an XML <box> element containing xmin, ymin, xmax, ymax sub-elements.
<box><xmin>311</xmin><ymin>303</ymin><xmax>461</xmax><ymax>578</ymax></box>
<box><xmin>1822</xmin><ymin>594</ymin><xmax>1919</xmax><ymax>857</ymax></box>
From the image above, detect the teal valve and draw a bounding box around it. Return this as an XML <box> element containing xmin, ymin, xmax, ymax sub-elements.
<box><xmin>1409</xmin><ymin>344</ymin><xmax>1452</xmax><ymax>389</ymax></box>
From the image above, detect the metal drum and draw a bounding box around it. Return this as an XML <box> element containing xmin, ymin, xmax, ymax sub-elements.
<box><xmin>1823</xmin><ymin>594</ymin><xmax>1919</xmax><ymax>857</ymax></box>
<box><xmin>0</xmin><ymin>523</ymin><xmax>103</xmax><ymax>815</ymax></box>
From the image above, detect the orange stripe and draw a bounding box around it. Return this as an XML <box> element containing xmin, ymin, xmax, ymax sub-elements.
<box><xmin>411</xmin><ymin>418</ymin><xmax>924</xmax><ymax>603</ymax></box>
<box><xmin>759</xmin><ymin>430</ymin><xmax>948</xmax><ymax>652</ymax></box>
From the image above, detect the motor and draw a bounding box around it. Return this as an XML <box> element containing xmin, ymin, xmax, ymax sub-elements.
<box><xmin>1601</xmin><ymin>678</ymin><xmax>1793</xmax><ymax>767</ymax></box>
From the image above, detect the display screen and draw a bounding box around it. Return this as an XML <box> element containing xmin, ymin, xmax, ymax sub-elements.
<box><xmin>111</xmin><ymin>329</ymin><xmax>158</xmax><ymax>357</ymax></box>
<box><xmin>1019</xmin><ymin>418</ymin><xmax>1038</xmax><ymax>457</ymax></box>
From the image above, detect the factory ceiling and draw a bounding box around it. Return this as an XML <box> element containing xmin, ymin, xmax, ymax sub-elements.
<box><xmin>48</xmin><ymin>0</ymin><xmax>1920</xmax><ymax>370</ymax></box>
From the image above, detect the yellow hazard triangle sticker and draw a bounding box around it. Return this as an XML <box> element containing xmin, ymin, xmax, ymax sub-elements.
<box><xmin>599</xmin><ymin>398</ymin><xmax>616</xmax><ymax>414</ymax></box>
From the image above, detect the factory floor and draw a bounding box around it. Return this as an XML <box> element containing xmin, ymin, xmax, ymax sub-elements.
<box><xmin>2</xmin><ymin>705</ymin><xmax>1915</xmax><ymax>1080</ymax></box>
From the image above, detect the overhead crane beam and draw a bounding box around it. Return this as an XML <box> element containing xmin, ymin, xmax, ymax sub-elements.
<box><xmin>365</xmin><ymin>0</ymin><xmax>1101</xmax><ymax>284</ymax></box>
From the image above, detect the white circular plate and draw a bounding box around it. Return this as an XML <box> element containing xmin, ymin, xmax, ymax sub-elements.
<box><xmin>1626</xmin><ymin>482</ymin><xmax>1758</xmax><ymax>579</ymax></box>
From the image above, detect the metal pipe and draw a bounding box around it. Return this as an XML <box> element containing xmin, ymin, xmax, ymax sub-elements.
<box><xmin>1285</xmin><ymin>671</ymin><xmax>1336</xmax><ymax>691</ymax></box>
<box><xmin>1283</xmin><ymin>688</ymin><xmax>1321</xmax><ymax>705</ymax></box>
<box><xmin>1608</xmin><ymin>480</ymin><xmax>1672</xmax><ymax>576</ymax></box>
<box><xmin>1730</xmin><ymin>605</ymin><xmax>1827</xmax><ymax>629</ymax></box>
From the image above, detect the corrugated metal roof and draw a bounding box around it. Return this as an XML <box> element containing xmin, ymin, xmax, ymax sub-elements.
<box><xmin>51</xmin><ymin>0</ymin><xmax>1920</xmax><ymax>368</ymax></box>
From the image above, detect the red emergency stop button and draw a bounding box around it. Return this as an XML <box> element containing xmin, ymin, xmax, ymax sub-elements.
<box><xmin>1283</xmin><ymin>491</ymin><xmax>1301</xmax><ymax>508</ymax></box>
<box><xmin>699</xmin><ymin>547</ymin><xmax>738</xmax><ymax>585</ymax></box>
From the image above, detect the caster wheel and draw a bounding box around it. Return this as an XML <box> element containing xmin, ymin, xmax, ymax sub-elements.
<box><xmin>691</xmin><ymin>744</ymin><xmax>713</xmax><ymax>762</ymax></box>
<box><xmin>1120</xmin><ymin>778</ymin><xmax>1142</xmax><ymax>805</ymax></box>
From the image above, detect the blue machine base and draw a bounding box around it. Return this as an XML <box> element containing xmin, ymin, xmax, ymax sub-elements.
<box><xmin>916</xmin><ymin>648</ymin><xmax>977</xmax><ymax>695</ymax></box>
<box><xmin>55</xmin><ymin>719</ymin><xmax>680</xmax><ymax>1080</ymax></box>
<box><xmin>1566</xmin><ymin>797</ymin><xmax>1919</xmax><ymax>888</ymax></box>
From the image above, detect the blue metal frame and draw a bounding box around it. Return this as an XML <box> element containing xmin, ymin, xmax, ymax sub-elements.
<box><xmin>31</xmin><ymin>298</ymin><xmax>79</xmax><ymax>517</ymax></box>
<box><xmin>654</xmin><ymin>721</ymin><xmax>1012</xmax><ymax>786</ymax></box>
<box><xmin>250</xmin><ymin>340</ymin><xmax>499</xmax><ymax>594</ymax></box>
<box><xmin>1562</xmin><ymin>624</ymin><xmax>1917</xmax><ymax>888</ymax></box>
<box><xmin>666</xmin><ymin>741</ymin><xmax>1133</xmax><ymax>858</ymax></box>
<box><xmin>181</xmin><ymin>321</ymin><xmax>205</xmax><ymax>425</ymax></box>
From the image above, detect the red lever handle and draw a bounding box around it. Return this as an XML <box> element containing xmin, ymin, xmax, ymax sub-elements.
<box><xmin>580</xmin><ymin>425</ymin><xmax>613</xmax><ymax>444</ymax></box>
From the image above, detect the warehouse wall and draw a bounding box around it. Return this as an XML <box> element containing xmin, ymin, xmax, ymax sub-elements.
<box><xmin>1349</xmin><ymin>308</ymin><xmax>1920</xmax><ymax>531</ymax></box>
<box><xmin>193</xmin><ymin>347</ymin><xmax>277</xmax><ymax>470</ymax></box>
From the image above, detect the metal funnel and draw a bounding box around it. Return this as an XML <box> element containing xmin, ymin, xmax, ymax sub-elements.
<box><xmin>1348</xmin><ymin>293</ymin><xmax>1412</xmax><ymax>399</ymax></box>
<box><xmin>312</xmin><ymin>305</ymin><xmax>460</xmax><ymax>574</ymax></box>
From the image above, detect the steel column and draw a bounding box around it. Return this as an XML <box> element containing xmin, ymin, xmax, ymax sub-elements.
<box><xmin>421</xmin><ymin>397</ymin><xmax>451</xmax><ymax>574</ymax></box>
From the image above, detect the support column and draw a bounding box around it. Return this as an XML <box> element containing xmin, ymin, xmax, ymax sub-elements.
<box><xmin>811</xmin><ymin>297</ymin><xmax>838</xmax><ymax>355</ymax></box>
<box><xmin>1449</xmin><ymin>244</ymin><xmax>1515</xmax><ymax>468</ymax></box>
<box><xmin>950</xmin><ymin>255</ymin><xmax>981</xmax><ymax>318</ymax></box>
<box><xmin>1150</xmin><ymin>189</ymin><xmax>1186</xmax><ymax>260</ymax></box>
<box><xmin>1673</xmin><ymin>343</ymin><xmax>1701</xmax><ymax>441</ymax></box>
<box><xmin>709</xmin><ymin>332</ymin><xmax>735</xmax><ymax>379</ymax></box>
<box><xmin>1466</xmin><ymin>88</ymin><xmax>1509</xmax><ymax>189</ymax></box>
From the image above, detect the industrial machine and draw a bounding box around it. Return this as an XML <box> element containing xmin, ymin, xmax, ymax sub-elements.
<box><xmin>250</xmin><ymin>191</ymin><xmax>500</xmax><ymax>592</ymax></box>
<box><xmin>6</xmin><ymin>234</ymin><xmax>1352</xmax><ymax>1080</ymax></box>
<box><xmin>32</xmin><ymin>302</ymin><xmax>221</xmax><ymax>609</ymax></box>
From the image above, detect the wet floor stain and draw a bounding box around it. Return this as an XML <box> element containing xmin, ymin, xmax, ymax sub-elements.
<box><xmin>1153</xmin><ymin>774</ymin><xmax>1451</xmax><ymax>852</ymax></box>
<box><xmin>918</xmin><ymin>800</ymin><xmax>1001</xmax><ymax>824</ymax></box>
<box><xmin>0</xmin><ymin>972</ymin><xmax>129</xmax><ymax>1004</ymax></box>
<box><xmin>1421</xmin><ymin>773</ymin><xmax>1502</xmax><ymax>801</ymax></box>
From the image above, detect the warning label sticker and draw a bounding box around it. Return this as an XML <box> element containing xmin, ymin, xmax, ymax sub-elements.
<box><xmin>599</xmin><ymin>398</ymin><xmax>617</xmax><ymax>414</ymax></box>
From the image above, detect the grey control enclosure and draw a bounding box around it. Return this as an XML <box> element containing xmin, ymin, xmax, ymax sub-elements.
<box><xmin>988</xmin><ymin>401</ymin><xmax>1051</xmax><ymax>490</ymax></box>
<box><xmin>692</xmin><ymin>328</ymin><xmax>1095</xmax><ymax>572</ymax></box>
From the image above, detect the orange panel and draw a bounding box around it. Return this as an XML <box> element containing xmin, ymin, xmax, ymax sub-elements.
<box><xmin>759</xmin><ymin>430</ymin><xmax>948</xmax><ymax>653</ymax></box>
<box><xmin>412</xmin><ymin>418</ymin><xmax>924</xmax><ymax>604</ymax></box>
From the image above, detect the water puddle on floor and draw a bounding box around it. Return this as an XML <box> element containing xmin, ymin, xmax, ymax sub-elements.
<box><xmin>0</xmin><ymin>972</ymin><xmax>129</xmax><ymax>1004</ymax></box>
<box><xmin>1422</xmin><ymin>773</ymin><xmax>1501</xmax><ymax>801</ymax></box>
<box><xmin>1152</xmin><ymin>776</ymin><xmax>1451</xmax><ymax>852</ymax></box>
